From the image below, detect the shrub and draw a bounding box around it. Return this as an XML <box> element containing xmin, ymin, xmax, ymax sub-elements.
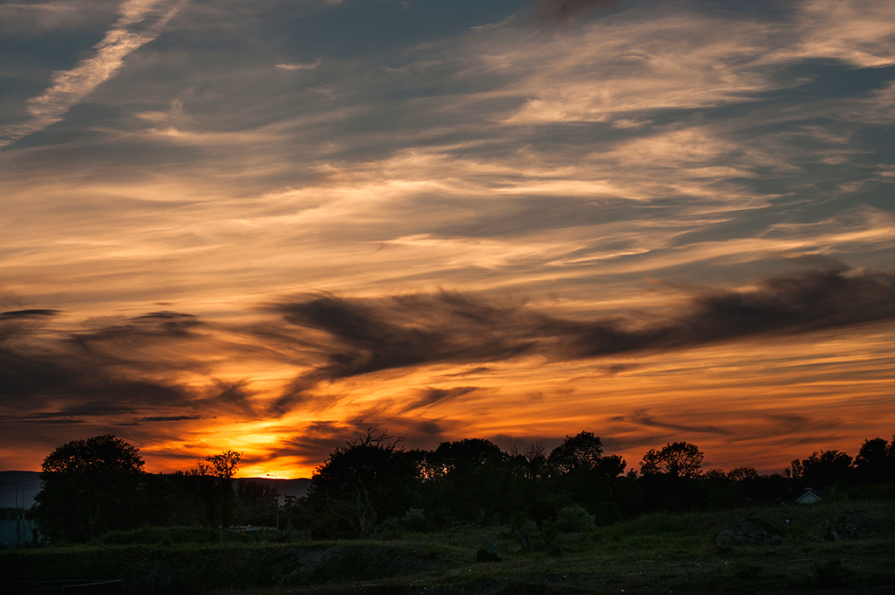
<box><xmin>377</xmin><ymin>508</ymin><xmax>435</xmax><ymax>536</ymax></box>
<box><xmin>94</xmin><ymin>526</ymin><xmax>242</xmax><ymax>546</ymax></box>
<box><xmin>402</xmin><ymin>508</ymin><xmax>434</xmax><ymax>532</ymax></box>
<box><xmin>591</xmin><ymin>501</ymin><xmax>622</xmax><ymax>527</ymax></box>
<box><xmin>554</xmin><ymin>505</ymin><xmax>596</xmax><ymax>532</ymax></box>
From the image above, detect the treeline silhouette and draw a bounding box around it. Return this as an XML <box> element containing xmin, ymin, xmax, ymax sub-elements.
<box><xmin>29</xmin><ymin>431</ymin><xmax>895</xmax><ymax>543</ymax></box>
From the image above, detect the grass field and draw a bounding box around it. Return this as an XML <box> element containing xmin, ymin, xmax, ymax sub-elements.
<box><xmin>2</xmin><ymin>500</ymin><xmax>893</xmax><ymax>594</ymax></box>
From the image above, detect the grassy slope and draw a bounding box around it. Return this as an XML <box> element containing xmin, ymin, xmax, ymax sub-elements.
<box><xmin>2</xmin><ymin>501</ymin><xmax>894</xmax><ymax>595</ymax></box>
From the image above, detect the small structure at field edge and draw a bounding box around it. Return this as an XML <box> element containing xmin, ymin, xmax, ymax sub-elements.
<box><xmin>796</xmin><ymin>489</ymin><xmax>823</xmax><ymax>504</ymax></box>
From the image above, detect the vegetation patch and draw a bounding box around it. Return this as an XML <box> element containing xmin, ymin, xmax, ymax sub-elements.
<box><xmin>3</xmin><ymin>501</ymin><xmax>894</xmax><ymax>595</ymax></box>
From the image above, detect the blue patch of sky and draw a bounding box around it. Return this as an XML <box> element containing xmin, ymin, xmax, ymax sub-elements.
<box><xmin>0</xmin><ymin>35</ymin><xmax>109</xmax><ymax>116</ymax></box>
<box><xmin>785</xmin><ymin>62</ymin><xmax>895</xmax><ymax>99</ymax></box>
<box><xmin>266</xmin><ymin>0</ymin><xmax>529</xmax><ymax>59</ymax></box>
<box><xmin>694</xmin><ymin>0</ymin><xmax>798</xmax><ymax>20</ymax></box>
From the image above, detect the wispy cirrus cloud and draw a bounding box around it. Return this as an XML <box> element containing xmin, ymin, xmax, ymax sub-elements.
<box><xmin>789</xmin><ymin>0</ymin><xmax>895</xmax><ymax>68</ymax></box>
<box><xmin>0</xmin><ymin>0</ymin><xmax>187</xmax><ymax>147</ymax></box>
<box><xmin>275</xmin><ymin>60</ymin><xmax>320</xmax><ymax>71</ymax></box>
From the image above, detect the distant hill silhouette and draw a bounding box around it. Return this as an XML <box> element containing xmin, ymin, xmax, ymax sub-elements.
<box><xmin>0</xmin><ymin>471</ymin><xmax>310</xmax><ymax>509</ymax></box>
<box><xmin>236</xmin><ymin>477</ymin><xmax>311</xmax><ymax>504</ymax></box>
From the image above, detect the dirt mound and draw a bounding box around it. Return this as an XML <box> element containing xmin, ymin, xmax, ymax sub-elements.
<box><xmin>715</xmin><ymin>518</ymin><xmax>782</xmax><ymax>546</ymax></box>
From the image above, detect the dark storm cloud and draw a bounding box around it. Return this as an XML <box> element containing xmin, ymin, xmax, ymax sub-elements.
<box><xmin>0</xmin><ymin>415</ymin><xmax>87</xmax><ymax>425</ymax></box>
<box><xmin>442</xmin><ymin>366</ymin><xmax>493</xmax><ymax>377</ymax></box>
<box><xmin>557</xmin><ymin>264</ymin><xmax>895</xmax><ymax>357</ymax></box>
<box><xmin>0</xmin><ymin>342</ymin><xmax>186</xmax><ymax>403</ymax></box>
<box><xmin>49</xmin><ymin>401</ymin><xmax>138</xmax><ymax>417</ymax></box>
<box><xmin>0</xmin><ymin>310</ymin><xmax>221</xmax><ymax>425</ymax></box>
<box><xmin>277</xmin><ymin>291</ymin><xmax>539</xmax><ymax>380</ymax></box>
<box><xmin>763</xmin><ymin>413</ymin><xmax>835</xmax><ymax>432</ymax></box>
<box><xmin>0</xmin><ymin>309</ymin><xmax>62</xmax><ymax>340</ymax></box>
<box><xmin>268</xmin><ymin>264</ymin><xmax>895</xmax><ymax>414</ymax></box>
<box><xmin>657</xmin><ymin>266</ymin><xmax>895</xmax><ymax>344</ymax></box>
<box><xmin>139</xmin><ymin>415</ymin><xmax>204</xmax><ymax>422</ymax></box>
<box><xmin>6</xmin><ymin>264</ymin><xmax>895</xmax><ymax>425</ymax></box>
<box><xmin>600</xmin><ymin>363</ymin><xmax>639</xmax><ymax>375</ymax></box>
<box><xmin>718</xmin><ymin>414</ymin><xmax>842</xmax><ymax>452</ymax></box>
<box><xmin>73</xmin><ymin>311</ymin><xmax>203</xmax><ymax>346</ymax></box>
<box><xmin>189</xmin><ymin>381</ymin><xmax>258</xmax><ymax>417</ymax></box>
<box><xmin>611</xmin><ymin>410</ymin><xmax>732</xmax><ymax>435</ymax></box>
<box><xmin>402</xmin><ymin>386</ymin><xmax>479</xmax><ymax>413</ymax></box>
<box><xmin>0</xmin><ymin>309</ymin><xmax>61</xmax><ymax>320</ymax></box>
<box><xmin>268</xmin><ymin>291</ymin><xmax>539</xmax><ymax>414</ymax></box>
<box><xmin>133</xmin><ymin>310</ymin><xmax>199</xmax><ymax>327</ymax></box>
<box><xmin>132</xmin><ymin>311</ymin><xmax>196</xmax><ymax>321</ymax></box>
<box><xmin>0</xmin><ymin>401</ymin><xmax>137</xmax><ymax>424</ymax></box>
<box><xmin>759</xmin><ymin>414</ymin><xmax>838</xmax><ymax>439</ymax></box>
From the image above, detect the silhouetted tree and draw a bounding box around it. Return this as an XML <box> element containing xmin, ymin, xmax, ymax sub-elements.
<box><xmin>548</xmin><ymin>432</ymin><xmax>606</xmax><ymax>475</ymax></box>
<box><xmin>854</xmin><ymin>437</ymin><xmax>895</xmax><ymax>484</ymax></box>
<box><xmin>640</xmin><ymin>442</ymin><xmax>704</xmax><ymax>478</ymax></box>
<box><xmin>747</xmin><ymin>472</ymin><xmax>790</xmax><ymax>502</ymax></box>
<box><xmin>200</xmin><ymin>449</ymin><xmax>241</xmax><ymax>481</ymax></box>
<box><xmin>523</xmin><ymin>441</ymin><xmax>549</xmax><ymax>482</ymax></box>
<box><xmin>427</xmin><ymin>439</ymin><xmax>505</xmax><ymax>476</ymax></box>
<box><xmin>34</xmin><ymin>435</ymin><xmax>147</xmax><ymax>543</ymax></box>
<box><xmin>422</xmin><ymin>438</ymin><xmax>511</xmax><ymax>524</ymax></box>
<box><xmin>728</xmin><ymin>467</ymin><xmax>759</xmax><ymax>482</ymax></box>
<box><xmin>702</xmin><ymin>469</ymin><xmax>728</xmax><ymax>481</ymax></box>
<box><xmin>305</xmin><ymin>428</ymin><xmax>420</xmax><ymax>538</ymax></box>
<box><xmin>545</xmin><ymin>432</ymin><xmax>626</xmax><ymax>513</ymax></box>
<box><xmin>699</xmin><ymin>468</ymin><xmax>737</xmax><ymax>509</ymax></box>
<box><xmin>784</xmin><ymin>458</ymin><xmax>804</xmax><ymax>480</ymax></box>
<box><xmin>800</xmin><ymin>449</ymin><xmax>853</xmax><ymax>488</ymax></box>
<box><xmin>637</xmin><ymin>442</ymin><xmax>707</xmax><ymax>512</ymax></box>
<box><xmin>195</xmin><ymin>449</ymin><xmax>242</xmax><ymax>528</ymax></box>
<box><xmin>505</xmin><ymin>442</ymin><xmax>559</xmax><ymax>525</ymax></box>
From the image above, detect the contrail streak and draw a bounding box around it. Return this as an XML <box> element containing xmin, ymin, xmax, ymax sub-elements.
<box><xmin>0</xmin><ymin>0</ymin><xmax>188</xmax><ymax>147</ymax></box>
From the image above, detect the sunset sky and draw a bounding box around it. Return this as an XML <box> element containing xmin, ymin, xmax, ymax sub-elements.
<box><xmin>1</xmin><ymin>0</ymin><xmax>894</xmax><ymax>479</ymax></box>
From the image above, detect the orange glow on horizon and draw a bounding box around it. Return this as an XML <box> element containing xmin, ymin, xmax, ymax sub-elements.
<box><xmin>96</xmin><ymin>325</ymin><xmax>895</xmax><ymax>480</ymax></box>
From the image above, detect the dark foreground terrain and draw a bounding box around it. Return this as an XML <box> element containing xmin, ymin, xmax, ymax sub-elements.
<box><xmin>2</xmin><ymin>501</ymin><xmax>893</xmax><ymax>595</ymax></box>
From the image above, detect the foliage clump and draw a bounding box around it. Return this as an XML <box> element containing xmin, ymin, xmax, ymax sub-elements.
<box><xmin>34</xmin><ymin>435</ymin><xmax>148</xmax><ymax>543</ymax></box>
<box><xmin>554</xmin><ymin>505</ymin><xmax>596</xmax><ymax>533</ymax></box>
<box><xmin>302</xmin><ymin>428</ymin><xmax>421</xmax><ymax>538</ymax></box>
<box><xmin>27</xmin><ymin>430</ymin><xmax>895</xmax><ymax>546</ymax></box>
